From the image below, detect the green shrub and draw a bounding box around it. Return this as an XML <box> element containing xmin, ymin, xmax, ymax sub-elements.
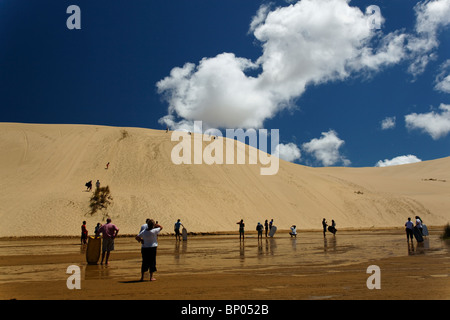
<box><xmin>89</xmin><ymin>186</ymin><xmax>113</xmax><ymax>217</ymax></box>
<box><xmin>119</xmin><ymin>129</ymin><xmax>129</xmax><ymax>141</ymax></box>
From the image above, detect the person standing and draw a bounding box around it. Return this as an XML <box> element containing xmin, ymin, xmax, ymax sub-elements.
<box><xmin>256</xmin><ymin>222</ymin><xmax>264</xmax><ymax>240</ymax></box>
<box><xmin>94</xmin><ymin>223</ymin><xmax>102</xmax><ymax>235</ymax></box>
<box><xmin>140</xmin><ymin>218</ymin><xmax>150</xmax><ymax>233</ymax></box>
<box><xmin>174</xmin><ymin>219</ymin><xmax>184</xmax><ymax>241</ymax></box>
<box><xmin>415</xmin><ymin>216</ymin><xmax>423</xmax><ymax>235</ymax></box>
<box><xmin>81</xmin><ymin>221</ymin><xmax>88</xmax><ymax>245</ymax></box>
<box><xmin>322</xmin><ymin>218</ymin><xmax>328</xmax><ymax>237</ymax></box>
<box><xmin>96</xmin><ymin>180</ymin><xmax>101</xmax><ymax>189</ymax></box>
<box><xmin>136</xmin><ymin>219</ymin><xmax>163</xmax><ymax>281</ymax></box>
<box><xmin>264</xmin><ymin>220</ymin><xmax>269</xmax><ymax>238</ymax></box>
<box><xmin>405</xmin><ymin>217</ymin><xmax>414</xmax><ymax>242</ymax></box>
<box><xmin>97</xmin><ymin>218</ymin><xmax>119</xmax><ymax>265</ymax></box>
<box><xmin>330</xmin><ymin>220</ymin><xmax>337</xmax><ymax>235</ymax></box>
<box><xmin>237</xmin><ymin>219</ymin><xmax>245</xmax><ymax>241</ymax></box>
<box><xmin>289</xmin><ymin>225</ymin><xmax>297</xmax><ymax>238</ymax></box>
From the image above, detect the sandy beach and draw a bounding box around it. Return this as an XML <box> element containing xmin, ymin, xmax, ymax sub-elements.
<box><xmin>0</xmin><ymin>123</ymin><xmax>449</xmax><ymax>238</ymax></box>
<box><xmin>0</xmin><ymin>123</ymin><xmax>449</xmax><ymax>303</ymax></box>
<box><xmin>1</xmin><ymin>229</ymin><xmax>449</xmax><ymax>301</ymax></box>
<box><xmin>2</xmin><ymin>0</ymin><xmax>450</xmax><ymax>309</ymax></box>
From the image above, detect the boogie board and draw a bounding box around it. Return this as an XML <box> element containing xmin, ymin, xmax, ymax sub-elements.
<box><xmin>86</xmin><ymin>236</ymin><xmax>101</xmax><ymax>264</ymax></box>
<box><xmin>182</xmin><ymin>227</ymin><xmax>188</xmax><ymax>241</ymax></box>
<box><xmin>422</xmin><ymin>224</ymin><xmax>429</xmax><ymax>236</ymax></box>
<box><xmin>413</xmin><ymin>227</ymin><xmax>424</xmax><ymax>242</ymax></box>
<box><xmin>269</xmin><ymin>226</ymin><xmax>277</xmax><ymax>237</ymax></box>
<box><xmin>327</xmin><ymin>226</ymin><xmax>337</xmax><ymax>234</ymax></box>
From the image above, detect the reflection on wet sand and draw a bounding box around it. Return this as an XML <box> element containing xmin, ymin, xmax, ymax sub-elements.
<box><xmin>173</xmin><ymin>239</ymin><xmax>188</xmax><ymax>264</ymax></box>
<box><xmin>407</xmin><ymin>238</ymin><xmax>430</xmax><ymax>255</ymax></box>
<box><xmin>0</xmin><ymin>230</ymin><xmax>448</xmax><ymax>284</ymax></box>
<box><xmin>323</xmin><ymin>236</ymin><xmax>337</xmax><ymax>253</ymax></box>
<box><xmin>84</xmin><ymin>264</ymin><xmax>111</xmax><ymax>280</ymax></box>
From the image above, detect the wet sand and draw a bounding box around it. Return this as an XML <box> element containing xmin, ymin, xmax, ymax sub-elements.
<box><xmin>0</xmin><ymin>230</ymin><xmax>449</xmax><ymax>300</ymax></box>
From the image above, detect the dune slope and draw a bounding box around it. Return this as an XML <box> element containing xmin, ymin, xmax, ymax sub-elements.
<box><xmin>0</xmin><ymin>123</ymin><xmax>449</xmax><ymax>237</ymax></box>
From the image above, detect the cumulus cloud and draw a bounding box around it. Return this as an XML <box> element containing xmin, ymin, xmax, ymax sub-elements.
<box><xmin>302</xmin><ymin>130</ymin><xmax>350</xmax><ymax>166</ymax></box>
<box><xmin>434</xmin><ymin>59</ymin><xmax>450</xmax><ymax>93</ymax></box>
<box><xmin>157</xmin><ymin>0</ymin><xmax>417</xmax><ymax>131</ymax></box>
<box><xmin>157</xmin><ymin>53</ymin><xmax>273</xmax><ymax>129</ymax></box>
<box><xmin>405</xmin><ymin>103</ymin><xmax>450</xmax><ymax>139</ymax></box>
<box><xmin>248</xmin><ymin>4</ymin><xmax>271</xmax><ymax>34</ymax></box>
<box><xmin>275</xmin><ymin>143</ymin><xmax>301</xmax><ymax>162</ymax></box>
<box><xmin>381</xmin><ymin>116</ymin><xmax>396</xmax><ymax>130</ymax></box>
<box><xmin>406</xmin><ymin>0</ymin><xmax>450</xmax><ymax>76</ymax></box>
<box><xmin>375</xmin><ymin>155</ymin><xmax>422</xmax><ymax>167</ymax></box>
<box><xmin>157</xmin><ymin>0</ymin><xmax>450</xmax><ymax>172</ymax></box>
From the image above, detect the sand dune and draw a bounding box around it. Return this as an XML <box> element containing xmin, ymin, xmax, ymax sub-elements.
<box><xmin>0</xmin><ymin>122</ymin><xmax>449</xmax><ymax>237</ymax></box>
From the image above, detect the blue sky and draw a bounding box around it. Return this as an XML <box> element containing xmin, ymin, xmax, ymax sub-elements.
<box><xmin>1</xmin><ymin>0</ymin><xmax>449</xmax><ymax>168</ymax></box>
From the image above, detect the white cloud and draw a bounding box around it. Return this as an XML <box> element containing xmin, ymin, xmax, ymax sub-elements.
<box><xmin>157</xmin><ymin>0</ymin><xmax>416</xmax><ymax>131</ymax></box>
<box><xmin>158</xmin><ymin>115</ymin><xmax>204</xmax><ymax>133</ymax></box>
<box><xmin>375</xmin><ymin>155</ymin><xmax>422</xmax><ymax>167</ymax></box>
<box><xmin>406</xmin><ymin>0</ymin><xmax>450</xmax><ymax>76</ymax></box>
<box><xmin>157</xmin><ymin>0</ymin><xmax>450</xmax><ymax>156</ymax></box>
<box><xmin>249</xmin><ymin>4</ymin><xmax>271</xmax><ymax>34</ymax></box>
<box><xmin>435</xmin><ymin>74</ymin><xmax>450</xmax><ymax>93</ymax></box>
<box><xmin>302</xmin><ymin>130</ymin><xmax>350</xmax><ymax>166</ymax></box>
<box><xmin>275</xmin><ymin>143</ymin><xmax>301</xmax><ymax>162</ymax></box>
<box><xmin>157</xmin><ymin>53</ymin><xmax>274</xmax><ymax>129</ymax></box>
<box><xmin>414</xmin><ymin>0</ymin><xmax>450</xmax><ymax>34</ymax></box>
<box><xmin>381</xmin><ymin>116</ymin><xmax>396</xmax><ymax>130</ymax></box>
<box><xmin>434</xmin><ymin>59</ymin><xmax>450</xmax><ymax>93</ymax></box>
<box><xmin>251</xmin><ymin>0</ymin><xmax>406</xmax><ymax>93</ymax></box>
<box><xmin>405</xmin><ymin>103</ymin><xmax>450</xmax><ymax>139</ymax></box>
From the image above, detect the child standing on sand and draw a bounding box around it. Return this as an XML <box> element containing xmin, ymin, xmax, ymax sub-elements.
<box><xmin>81</xmin><ymin>221</ymin><xmax>88</xmax><ymax>244</ymax></box>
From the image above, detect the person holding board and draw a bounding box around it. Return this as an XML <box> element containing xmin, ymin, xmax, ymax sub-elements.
<box><xmin>174</xmin><ymin>219</ymin><xmax>185</xmax><ymax>241</ymax></box>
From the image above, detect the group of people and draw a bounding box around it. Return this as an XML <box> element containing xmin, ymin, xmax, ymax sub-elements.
<box><xmin>79</xmin><ymin>214</ymin><xmax>433</xmax><ymax>284</ymax></box>
<box><xmin>238</xmin><ymin>219</ymin><xmax>339</xmax><ymax>240</ymax></box>
<box><xmin>81</xmin><ymin>218</ymin><xmax>163</xmax><ymax>281</ymax></box>
<box><xmin>81</xmin><ymin>219</ymin><xmax>120</xmax><ymax>265</ymax></box>
<box><xmin>85</xmin><ymin>179</ymin><xmax>101</xmax><ymax>192</ymax></box>
<box><xmin>238</xmin><ymin>219</ymin><xmax>286</xmax><ymax>240</ymax></box>
<box><xmin>322</xmin><ymin>218</ymin><xmax>337</xmax><ymax>237</ymax></box>
<box><xmin>405</xmin><ymin>216</ymin><xmax>426</xmax><ymax>242</ymax></box>
<box><xmin>84</xmin><ymin>162</ymin><xmax>110</xmax><ymax>191</ymax></box>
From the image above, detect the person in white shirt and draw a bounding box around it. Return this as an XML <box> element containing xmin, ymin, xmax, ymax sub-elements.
<box><xmin>289</xmin><ymin>225</ymin><xmax>297</xmax><ymax>238</ymax></box>
<box><xmin>136</xmin><ymin>219</ymin><xmax>163</xmax><ymax>281</ymax></box>
<box><xmin>405</xmin><ymin>217</ymin><xmax>414</xmax><ymax>242</ymax></box>
<box><xmin>140</xmin><ymin>218</ymin><xmax>150</xmax><ymax>233</ymax></box>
